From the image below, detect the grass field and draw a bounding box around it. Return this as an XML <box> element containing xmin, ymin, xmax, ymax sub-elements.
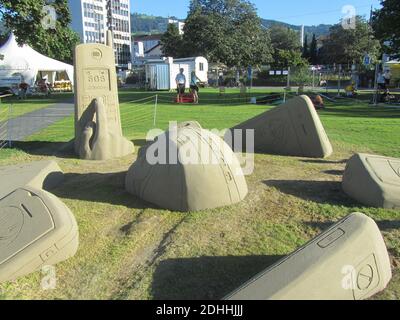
<box><xmin>0</xmin><ymin>88</ymin><xmax>399</xmax><ymax>300</ymax></box>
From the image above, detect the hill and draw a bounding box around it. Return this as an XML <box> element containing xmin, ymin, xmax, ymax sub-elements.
<box><xmin>131</xmin><ymin>13</ymin><xmax>182</xmax><ymax>35</ymax></box>
<box><xmin>261</xmin><ymin>19</ymin><xmax>332</xmax><ymax>38</ymax></box>
<box><xmin>131</xmin><ymin>13</ymin><xmax>332</xmax><ymax>38</ymax></box>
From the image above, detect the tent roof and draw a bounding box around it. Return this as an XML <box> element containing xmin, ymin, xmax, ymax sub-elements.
<box><xmin>0</xmin><ymin>33</ymin><xmax>74</xmax><ymax>83</ymax></box>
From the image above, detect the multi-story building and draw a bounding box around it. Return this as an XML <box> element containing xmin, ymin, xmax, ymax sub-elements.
<box><xmin>68</xmin><ymin>0</ymin><xmax>132</xmax><ymax>69</ymax></box>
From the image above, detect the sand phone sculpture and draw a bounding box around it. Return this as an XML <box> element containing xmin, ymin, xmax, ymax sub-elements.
<box><xmin>74</xmin><ymin>31</ymin><xmax>134</xmax><ymax>160</ymax></box>
<box><xmin>126</xmin><ymin>121</ymin><xmax>248</xmax><ymax>212</ymax></box>
<box><xmin>0</xmin><ymin>161</ymin><xmax>79</xmax><ymax>283</ymax></box>
<box><xmin>0</xmin><ymin>188</ymin><xmax>79</xmax><ymax>283</ymax></box>
<box><xmin>226</xmin><ymin>95</ymin><xmax>333</xmax><ymax>158</ymax></box>
<box><xmin>343</xmin><ymin>153</ymin><xmax>400</xmax><ymax>209</ymax></box>
<box><xmin>226</xmin><ymin>213</ymin><xmax>392</xmax><ymax>300</ymax></box>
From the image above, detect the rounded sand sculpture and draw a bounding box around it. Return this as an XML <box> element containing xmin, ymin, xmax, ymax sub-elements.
<box><xmin>342</xmin><ymin>153</ymin><xmax>400</xmax><ymax>209</ymax></box>
<box><xmin>0</xmin><ymin>187</ymin><xmax>79</xmax><ymax>283</ymax></box>
<box><xmin>125</xmin><ymin>122</ymin><xmax>248</xmax><ymax>212</ymax></box>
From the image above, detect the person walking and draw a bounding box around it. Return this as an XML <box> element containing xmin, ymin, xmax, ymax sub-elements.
<box><xmin>175</xmin><ymin>68</ymin><xmax>186</xmax><ymax>103</ymax></box>
<box><xmin>190</xmin><ymin>71</ymin><xmax>201</xmax><ymax>104</ymax></box>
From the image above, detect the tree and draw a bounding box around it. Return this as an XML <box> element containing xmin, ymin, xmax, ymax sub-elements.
<box><xmin>0</xmin><ymin>0</ymin><xmax>80</xmax><ymax>63</ymax></box>
<box><xmin>160</xmin><ymin>23</ymin><xmax>184</xmax><ymax>57</ymax></box>
<box><xmin>302</xmin><ymin>34</ymin><xmax>309</xmax><ymax>60</ymax></box>
<box><xmin>309</xmin><ymin>34</ymin><xmax>318</xmax><ymax>65</ymax></box>
<box><xmin>319</xmin><ymin>16</ymin><xmax>380</xmax><ymax>65</ymax></box>
<box><xmin>269</xmin><ymin>25</ymin><xmax>307</xmax><ymax>68</ymax></box>
<box><xmin>372</xmin><ymin>0</ymin><xmax>400</xmax><ymax>58</ymax></box>
<box><xmin>180</xmin><ymin>0</ymin><xmax>272</xmax><ymax>68</ymax></box>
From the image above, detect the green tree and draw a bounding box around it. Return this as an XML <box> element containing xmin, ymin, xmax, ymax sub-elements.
<box><xmin>372</xmin><ymin>0</ymin><xmax>400</xmax><ymax>58</ymax></box>
<box><xmin>309</xmin><ymin>34</ymin><xmax>318</xmax><ymax>65</ymax></box>
<box><xmin>0</xmin><ymin>0</ymin><xmax>80</xmax><ymax>63</ymax></box>
<box><xmin>181</xmin><ymin>0</ymin><xmax>272</xmax><ymax>68</ymax></box>
<box><xmin>320</xmin><ymin>16</ymin><xmax>380</xmax><ymax>65</ymax></box>
<box><xmin>160</xmin><ymin>23</ymin><xmax>184</xmax><ymax>57</ymax></box>
<box><xmin>269</xmin><ymin>25</ymin><xmax>307</xmax><ymax>68</ymax></box>
<box><xmin>302</xmin><ymin>34</ymin><xmax>309</xmax><ymax>60</ymax></box>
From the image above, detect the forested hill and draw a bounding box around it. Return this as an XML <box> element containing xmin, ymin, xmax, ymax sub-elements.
<box><xmin>131</xmin><ymin>13</ymin><xmax>332</xmax><ymax>37</ymax></box>
<box><xmin>131</xmin><ymin>13</ymin><xmax>182</xmax><ymax>35</ymax></box>
<box><xmin>261</xmin><ymin>19</ymin><xmax>332</xmax><ymax>38</ymax></box>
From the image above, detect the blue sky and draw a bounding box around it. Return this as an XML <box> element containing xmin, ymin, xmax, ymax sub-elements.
<box><xmin>131</xmin><ymin>0</ymin><xmax>382</xmax><ymax>25</ymax></box>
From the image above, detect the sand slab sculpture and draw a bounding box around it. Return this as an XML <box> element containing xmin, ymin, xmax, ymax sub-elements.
<box><xmin>226</xmin><ymin>95</ymin><xmax>333</xmax><ymax>158</ymax></box>
<box><xmin>74</xmin><ymin>31</ymin><xmax>134</xmax><ymax>160</ymax></box>
<box><xmin>0</xmin><ymin>187</ymin><xmax>79</xmax><ymax>283</ymax></box>
<box><xmin>342</xmin><ymin>153</ymin><xmax>400</xmax><ymax>209</ymax></box>
<box><xmin>126</xmin><ymin>121</ymin><xmax>248</xmax><ymax>212</ymax></box>
<box><xmin>0</xmin><ymin>160</ymin><xmax>63</xmax><ymax>198</ymax></box>
<box><xmin>226</xmin><ymin>213</ymin><xmax>392</xmax><ymax>300</ymax></box>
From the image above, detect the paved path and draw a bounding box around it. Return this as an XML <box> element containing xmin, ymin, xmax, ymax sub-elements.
<box><xmin>1</xmin><ymin>101</ymin><xmax>74</xmax><ymax>142</ymax></box>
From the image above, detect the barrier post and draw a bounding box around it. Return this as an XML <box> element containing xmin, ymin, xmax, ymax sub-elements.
<box><xmin>7</xmin><ymin>103</ymin><xmax>12</xmax><ymax>148</ymax></box>
<box><xmin>153</xmin><ymin>95</ymin><xmax>158</xmax><ymax>127</ymax></box>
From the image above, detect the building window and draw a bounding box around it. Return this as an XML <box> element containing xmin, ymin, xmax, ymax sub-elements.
<box><xmin>199</xmin><ymin>63</ymin><xmax>204</xmax><ymax>71</ymax></box>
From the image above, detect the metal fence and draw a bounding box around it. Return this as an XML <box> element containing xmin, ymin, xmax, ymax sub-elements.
<box><xmin>0</xmin><ymin>95</ymin><xmax>160</xmax><ymax>149</ymax></box>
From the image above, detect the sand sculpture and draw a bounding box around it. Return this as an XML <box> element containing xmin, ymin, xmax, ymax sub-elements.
<box><xmin>342</xmin><ymin>153</ymin><xmax>400</xmax><ymax>209</ymax></box>
<box><xmin>226</xmin><ymin>95</ymin><xmax>333</xmax><ymax>158</ymax></box>
<box><xmin>0</xmin><ymin>160</ymin><xmax>63</xmax><ymax>198</ymax></box>
<box><xmin>125</xmin><ymin>121</ymin><xmax>248</xmax><ymax>212</ymax></box>
<box><xmin>0</xmin><ymin>161</ymin><xmax>79</xmax><ymax>283</ymax></box>
<box><xmin>226</xmin><ymin>213</ymin><xmax>392</xmax><ymax>300</ymax></box>
<box><xmin>74</xmin><ymin>31</ymin><xmax>134</xmax><ymax>160</ymax></box>
<box><xmin>0</xmin><ymin>188</ymin><xmax>79</xmax><ymax>283</ymax></box>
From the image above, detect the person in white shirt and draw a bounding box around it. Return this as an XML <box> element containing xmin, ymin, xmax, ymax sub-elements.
<box><xmin>176</xmin><ymin>68</ymin><xmax>186</xmax><ymax>103</ymax></box>
<box><xmin>377</xmin><ymin>72</ymin><xmax>386</xmax><ymax>90</ymax></box>
<box><xmin>384</xmin><ymin>70</ymin><xmax>391</xmax><ymax>87</ymax></box>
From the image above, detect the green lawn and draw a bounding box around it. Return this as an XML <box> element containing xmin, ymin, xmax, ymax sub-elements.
<box><xmin>0</xmin><ymin>88</ymin><xmax>399</xmax><ymax>300</ymax></box>
<box><xmin>25</xmin><ymin>88</ymin><xmax>400</xmax><ymax>158</ymax></box>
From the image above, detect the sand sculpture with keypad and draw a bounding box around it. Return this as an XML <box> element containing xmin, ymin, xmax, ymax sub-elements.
<box><xmin>74</xmin><ymin>31</ymin><xmax>134</xmax><ymax>160</ymax></box>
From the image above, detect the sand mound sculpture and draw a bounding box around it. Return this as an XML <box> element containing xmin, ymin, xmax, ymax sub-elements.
<box><xmin>226</xmin><ymin>95</ymin><xmax>333</xmax><ymax>158</ymax></box>
<box><xmin>342</xmin><ymin>153</ymin><xmax>400</xmax><ymax>209</ymax></box>
<box><xmin>126</xmin><ymin>121</ymin><xmax>248</xmax><ymax>212</ymax></box>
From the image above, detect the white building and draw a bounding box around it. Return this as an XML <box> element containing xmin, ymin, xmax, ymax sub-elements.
<box><xmin>168</xmin><ymin>19</ymin><xmax>185</xmax><ymax>35</ymax></box>
<box><xmin>145</xmin><ymin>57</ymin><xmax>208</xmax><ymax>91</ymax></box>
<box><xmin>68</xmin><ymin>0</ymin><xmax>132</xmax><ymax>69</ymax></box>
<box><xmin>132</xmin><ymin>34</ymin><xmax>163</xmax><ymax>65</ymax></box>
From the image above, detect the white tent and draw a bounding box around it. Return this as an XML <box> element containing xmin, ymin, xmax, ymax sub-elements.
<box><xmin>0</xmin><ymin>33</ymin><xmax>74</xmax><ymax>87</ymax></box>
